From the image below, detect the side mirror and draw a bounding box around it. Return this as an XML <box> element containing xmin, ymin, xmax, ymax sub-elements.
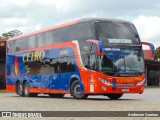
<box><xmin>141</xmin><ymin>42</ymin><xmax>155</xmax><ymax>59</ymax></box>
<box><xmin>86</xmin><ymin>39</ymin><xmax>103</xmax><ymax>56</ymax></box>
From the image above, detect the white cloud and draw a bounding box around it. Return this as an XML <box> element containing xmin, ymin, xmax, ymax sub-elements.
<box><xmin>0</xmin><ymin>0</ymin><xmax>160</xmax><ymax>49</ymax></box>
<box><xmin>0</xmin><ymin>17</ymin><xmax>41</xmax><ymax>35</ymax></box>
<box><xmin>133</xmin><ymin>16</ymin><xmax>160</xmax><ymax>48</ymax></box>
<box><xmin>13</xmin><ymin>0</ymin><xmax>30</xmax><ymax>6</ymax></box>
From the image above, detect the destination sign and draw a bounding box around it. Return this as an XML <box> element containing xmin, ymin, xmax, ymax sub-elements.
<box><xmin>108</xmin><ymin>39</ymin><xmax>132</xmax><ymax>44</ymax></box>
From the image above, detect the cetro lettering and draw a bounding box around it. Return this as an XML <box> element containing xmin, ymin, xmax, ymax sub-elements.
<box><xmin>22</xmin><ymin>50</ymin><xmax>45</xmax><ymax>62</ymax></box>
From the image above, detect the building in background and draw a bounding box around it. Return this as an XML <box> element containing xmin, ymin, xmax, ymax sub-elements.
<box><xmin>0</xmin><ymin>40</ymin><xmax>6</xmax><ymax>90</ymax></box>
<box><xmin>144</xmin><ymin>50</ymin><xmax>160</xmax><ymax>86</ymax></box>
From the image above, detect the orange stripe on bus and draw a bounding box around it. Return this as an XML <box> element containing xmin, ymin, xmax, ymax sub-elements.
<box><xmin>29</xmin><ymin>87</ymin><xmax>69</xmax><ymax>94</ymax></box>
<box><xmin>6</xmin><ymin>85</ymin><xmax>70</xmax><ymax>94</ymax></box>
<box><xmin>6</xmin><ymin>85</ymin><xmax>16</xmax><ymax>92</ymax></box>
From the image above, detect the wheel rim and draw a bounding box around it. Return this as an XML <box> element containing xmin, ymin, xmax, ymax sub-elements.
<box><xmin>17</xmin><ymin>84</ymin><xmax>22</xmax><ymax>95</ymax></box>
<box><xmin>74</xmin><ymin>84</ymin><xmax>82</xmax><ymax>96</ymax></box>
<box><xmin>24</xmin><ymin>83</ymin><xmax>29</xmax><ymax>95</ymax></box>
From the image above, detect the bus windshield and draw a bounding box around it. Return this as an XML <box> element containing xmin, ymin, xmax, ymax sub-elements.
<box><xmin>101</xmin><ymin>47</ymin><xmax>144</xmax><ymax>76</ymax></box>
<box><xmin>96</xmin><ymin>21</ymin><xmax>140</xmax><ymax>45</ymax></box>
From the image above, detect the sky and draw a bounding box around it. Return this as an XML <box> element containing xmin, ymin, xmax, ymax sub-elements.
<box><xmin>0</xmin><ymin>0</ymin><xmax>160</xmax><ymax>48</ymax></box>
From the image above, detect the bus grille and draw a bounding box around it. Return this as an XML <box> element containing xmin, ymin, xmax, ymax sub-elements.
<box><xmin>116</xmin><ymin>83</ymin><xmax>136</xmax><ymax>87</ymax></box>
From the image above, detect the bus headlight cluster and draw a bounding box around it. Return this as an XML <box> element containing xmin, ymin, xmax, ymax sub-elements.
<box><xmin>136</xmin><ymin>80</ymin><xmax>145</xmax><ymax>86</ymax></box>
<box><xmin>99</xmin><ymin>78</ymin><xmax>112</xmax><ymax>86</ymax></box>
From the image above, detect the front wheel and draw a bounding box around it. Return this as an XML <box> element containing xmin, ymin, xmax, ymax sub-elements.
<box><xmin>24</xmin><ymin>81</ymin><xmax>38</xmax><ymax>97</ymax></box>
<box><xmin>71</xmin><ymin>80</ymin><xmax>88</xmax><ymax>99</ymax></box>
<box><xmin>107</xmin><ymin>94</ymin><xmax>123</xmax><ymax>100</ymax></box>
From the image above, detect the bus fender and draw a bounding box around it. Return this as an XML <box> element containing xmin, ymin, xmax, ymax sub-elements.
<box><xmin>70</xmin><ymin>74</ymin><xmax>85</xmax><ymax>93</ymax></box>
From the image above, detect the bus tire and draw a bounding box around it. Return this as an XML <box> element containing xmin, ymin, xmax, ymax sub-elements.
<box><xmin>107</xmin><ymin>94</ymin><xmax>123</xmax><ymax>100</ymax></box>
<box><xmin>49</xmin><ymin>94</ymin><xmax>64</xmax><ymax>98</ymax></box>
<box><xmin>71</xmin><ymin>80</ymin><xmax>88</xmax><ymax>99</ymax></box>
<box><xmin>16</xmin><ymin>82</ymin><xmax>24</xmax><ymax>97</ymax></box>
<box><xmin>24</xmin><ymin>81</ymin><xmax>38</xmax><ymax>97</ymax></box>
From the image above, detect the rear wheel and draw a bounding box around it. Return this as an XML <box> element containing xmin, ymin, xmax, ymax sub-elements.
<box><xmin>71</xmin><ymin>80</ymin><xmax>88</xmax><ymax>99</ymax></box>
<box><xmin>49</xmin><ymin>94</ymin><xmax>64</xmax><ymax>98</ymax></box>
<box><xmin>107</xmin><ymin>94</ymin><xmax>123</xmax><ymax>100</ymax></box>
<box><xmin>16</xmin><ymin>82</ymin><xmax>24</xmax><ymax>97</ymax></box>
<box><xmin>24</xmin><ymin>81</ymin><xmax>38</xmax><ymax>97</ymax></box>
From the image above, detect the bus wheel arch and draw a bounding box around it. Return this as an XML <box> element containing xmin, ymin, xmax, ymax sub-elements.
<box><xmin>70</xmin><ymin>79</ymin><xmax>88</xmax><ymax>99</ymax></box>
<box><xmin>70</xmin><ymin>77</ymin><xmax>78</xmax><ymax>90</ymax></box>
<box><xmin>16</xmin><ymin>80</ymin><xmax>24</xmax><ymax>97</ymax></box>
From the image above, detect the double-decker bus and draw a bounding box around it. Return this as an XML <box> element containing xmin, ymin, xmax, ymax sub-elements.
<box><xmin>6</xmin><ymin>18</ymin><xmax>146</xmax><ymax>99</ymax></box>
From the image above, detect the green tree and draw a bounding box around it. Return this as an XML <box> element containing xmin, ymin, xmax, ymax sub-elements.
<box><xmin>155</xmin><ymin>46</ymin><xmax>160</xmax><ymax>60</ymax></box>
<box><xmin>0</xmin><ymin>29</ymin><xmax>22</xmax><ymax>40</ymax></box>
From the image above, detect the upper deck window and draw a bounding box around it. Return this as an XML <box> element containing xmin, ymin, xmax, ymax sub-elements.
<box><xmin>96</xmin><ymin>21</ymin><xmax>141</xmax><ymax>46</ymax></box>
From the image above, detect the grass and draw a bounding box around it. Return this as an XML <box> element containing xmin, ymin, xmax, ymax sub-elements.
<box><xmin>0</xmin><ymin>90</ymin><xmax>8</xmax><ymax>93</ymax></box>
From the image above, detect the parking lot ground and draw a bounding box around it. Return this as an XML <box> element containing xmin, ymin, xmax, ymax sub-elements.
<box><xmin>0</xmin><ymin>88</ymin><xmax>160</xmax><ymax>120</ymax></box>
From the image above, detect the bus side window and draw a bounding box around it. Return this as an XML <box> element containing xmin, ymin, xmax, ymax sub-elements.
<box><xmin>25</xmin><ymin>62</ymin><xmax>41</xmax><ymax>75</ymax></box>
<box><xmin>60</xmin><ymin>57</ymin><xmax>67</xmax><ymax>73</ymax></box>
<box><xmin>81</xmin><ymin>54</ymin><xmax>89</xmax><ymax>69</ymax></box>
<box><xmin>66</xmin><ymin>57</ymin><xmax>75</xmax><ymax>72</ymax></box>
<box><xmin>89</xmin><ymin>54</ymin><xmax>97</xmax><ymax>70</ymax></box>
<box><xmin>51</xmin><ymin>58</ymin><xmax>60</xmax><ymax>73</ymax></box>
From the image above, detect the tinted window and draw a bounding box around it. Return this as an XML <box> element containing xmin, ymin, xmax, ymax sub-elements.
<box><xmin>75</xmin><ymin>22</ymin><xmax>93</xmax><ymax>39</ymax></box>
<box><xmin>91</xmin><ymin>44</ymin><xmax>97</xmax><ymax>53</ymax></box>
<box><xmin>8</xmin><ymin>22</ymin><xmax>94</xmax><ymax>53</ymax></box>
<box><xmin>89</xmin><ymin>54</ymin><xmax>97</xmax><ymax>70</ymax></box>
<box><xmin>51</xmin><ymin>58</ymin><xmax>60</xmax><ymax>73</ymax></box>
<box><xmin>96</xmin><ymin>22</ymin><xmax>140</xmax><ymax>45</ymax></box>
<box><xmin>28</xmin><ymin>35</ymin><xmax>36</xmax><ymax>49</ymax></box>
<box><xmin>66</xmin><ymin>57</ymin><xmax>75</xmax><ymax>72</ymax></box>
<box><xmin>60</xmin><ymin>57</ymin><xmax>68</xmax><ymax>73</ymax></box>
<box><xmin>78</xmin><ymin>40</ymin><xmax>92</xmax><ymax>55</ymax></box>
<box><xmin>25</xmin><ymin>61</ymin><xmax>41</xmax><ymax>75</ymax></box>
<box><xmin>47</xmin><ymin>31</ymin><xmax>55</xmax><ymax>45</ymax></box>
<box><xmin>25</xmin><ymin>57</ymin><xmax>75</xmax><ymax>75</ymax></box>
<box><xmin>21</xmin><ymin>37</ymin><xmax>29</xmax><ymax>51</ymax></box>
<box><xmin>81</xmin><ymin>54</ymin><xmax>89</xmax><ymax>68</ymax></box>
<box><xmin>37</xmin><ymin>33</ymin><xmax>47</xmax><ymax>48</ymax></box>
<box><xmin>60</xmin><ymin>57</ymin><xmax>75</xmax><ymax>73</ymax></box>
<box><xmin>40</xmin><ymin>60</ymin><xmax>55</xmax><ymax>74</ymax></box>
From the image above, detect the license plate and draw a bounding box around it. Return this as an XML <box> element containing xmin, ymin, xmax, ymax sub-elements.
<box><xmin>122</xmin><ymin>88</ymin><xmax>129</xmax><ymax>92</ymax></box>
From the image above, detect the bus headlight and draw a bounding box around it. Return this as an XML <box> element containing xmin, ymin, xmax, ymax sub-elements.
<box><xmin>99</xmin><ymin>78</ymin><xmax>112</xmax><ymax>86</ymax></box>
<box><xmin>136</xmin><ymin>80</ymin><xmax>145</xmax><ymax>86</ymax></box>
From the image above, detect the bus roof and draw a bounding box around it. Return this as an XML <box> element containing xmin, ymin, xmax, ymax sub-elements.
<box><xmin>8</xmin><ymin>18</ymin><xmax>131</xmax><ymax>42</ymax></box>
<box><xmin>78</xmin><ymin>17</ymin><xmax>131</xmax><ymax>23</ymax></box>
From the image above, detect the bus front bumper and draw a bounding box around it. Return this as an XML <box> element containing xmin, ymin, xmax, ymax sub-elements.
<box><xmin>87</xmin><ymin>84</ymin><xmax>144</xmax><ymax>94</ymax></box>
